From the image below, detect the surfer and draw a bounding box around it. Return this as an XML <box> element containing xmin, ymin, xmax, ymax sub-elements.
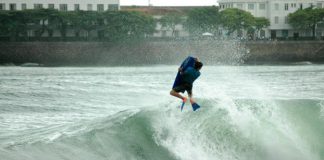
<box><xmin>170</xmin><ymin>58</ymin><xmax>203</xmax><ymax>105</ymax></box>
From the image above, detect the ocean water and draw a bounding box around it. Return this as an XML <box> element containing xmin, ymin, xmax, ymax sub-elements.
<box><xmin>0</xmin><ymin>65</ymin><xmax>323</xmax><ymax>160</ymax></box>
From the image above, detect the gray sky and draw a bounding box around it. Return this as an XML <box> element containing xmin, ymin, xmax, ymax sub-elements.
<box><xmin>120</xmin><ymin>0</ymin><xmax>218</xmax><ymax>6</ymax></box>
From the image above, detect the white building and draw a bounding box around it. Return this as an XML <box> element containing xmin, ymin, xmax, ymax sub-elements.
<box><xmin>218</xmin><ymin>0</ymin><xmax>324</xmax><ymax>39</ymax></box>
<box><xmin>121</xmin><ymin>6</ymin><xmax>196</xmax><ymax>38</ymax></box>
<box><xmin>0</xmin><ymin>0</ymin><xmax>120</xmax><ymax>38</ymax></box>
<box><xmin>0</xmin><ymin>0</ymin><xmax>120</xmax><ymax>11</ymax></box>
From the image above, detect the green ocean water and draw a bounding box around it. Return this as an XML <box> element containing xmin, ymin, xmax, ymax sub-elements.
<box><xmin>0</xmin><ymin>65</ymin><xmax>323</xmax><ymax>160</ymax></box>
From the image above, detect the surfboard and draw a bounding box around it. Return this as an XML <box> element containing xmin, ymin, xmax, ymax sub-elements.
<box><xmin>172</xmin><ymin>56</ymin><xmax>196</xmax><ymax>89</ymax></box>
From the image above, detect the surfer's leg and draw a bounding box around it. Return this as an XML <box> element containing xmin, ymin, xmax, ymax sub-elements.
<box><xmin>187</xmin><ymin>85</ymin><xmax>195</xmax><ymax>104</ymax></box>
<box><xmin>188</xmin><ymin>92</ymin><xmax>196</xmax><ymax>104</ymax></box>
<box><xmin>170</xmin><ymin>90</ymin><xmax>186</xmax><ymax>100</ymax></box>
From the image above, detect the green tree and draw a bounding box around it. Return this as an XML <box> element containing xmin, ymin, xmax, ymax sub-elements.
<box><xmin>45</xmin><ymin>9</ymin><xmax>60</xmax><ymax>38</ymax></box>
<box><xmin>27</xmin><ymin>9</ymin><xmax>60</xmax><ymax>39</ymax></box>
<box><xmin>288</xmin><ymin>7</ymin><xmax>324</xmax><ymax>38</ymax></box>
<box><xmin>69</xmin><ymin>12</ymin><xmax>83</xmax><ymax>38</ymax></box>
<box><xmin>0</xmin><ymin>9</ymin><xmax>156</xmax><ymax>42</ymax></box>
<box><xmin>254</xmin><ymin>17</ymin><xmax>270</xmax><ymax>38</ymax></box>
<box><xmin>0</xmin><ymin>11</ymin><xmax>32</xmax><ymax>41</ymax></box>
<box><xmin>77</xmin><ymin>11</ymin><xmax>100</xmax><ymax>40</ymax></box>
<box><xmin>56</xmin><ymin>11</ymin><xmax>72</xmax><ymax>39</ymax></box>
<box><xmin>220</xmin><ymin>8</ymin><xmax>255</xmax><ymax>36</ymax></box>
<box><xmin>185</xmin><ymin>6</ymin><xmax>220</xmax><ymax>36</ymax></box>
<box><xmin>160</xmin><ymin>13</ymin><xmax>183</xmax><ymax>37</ymax></box>
<box><xmin>104</xmin><ymin>11</ymin><xmax>155</xmax><ymax>41</ymax></box>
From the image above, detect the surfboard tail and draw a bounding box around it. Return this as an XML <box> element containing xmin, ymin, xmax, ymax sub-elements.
<box><xmin>191</xmin><ymin>103</ymin><xmax>200</xmax><ymax>111</ymax></box>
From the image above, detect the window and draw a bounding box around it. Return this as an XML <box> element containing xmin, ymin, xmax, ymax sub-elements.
<box><xmin>300</xmin><ymin>3</ymin><xmax>303</xmax><ymax>9</ymax></box>
<box><xmin>317</xmin><ymin>3</ymin><xmax>323</xmax><ymax>8</ymax></box>
<box><xmin>282</xmin><ymin>30</ymin><xmax>288</xmax><ymax>37</ymax></box>
<box><xmin>291</xmin><ymin>3</ymin><xmax>296</xmax><ymax>8</ymax></box>
<box><xmin>260</xmin><ymin>30</ymin><xmax>266</xmax><ymax>38</ymax></box>
<box><xmin>87</xmin><ymin>4</ymin><xmax>93</xmax><ymax>11</ymax></box>
<box><xmin>284</xmin><ymin>16</ymin><xmax>288</xmax><ymax>24</ymax></box>
<box><xmin>21</xmin><ymin>3</ymin><xmax>27</xmax><ymax>10</ymax></box>
<box><xmin>305</xmin><ymin>30</ymin><xmax>311</xmax><ymax>37</ymax></box>
<box><xmin>275</xmin><ymin>16</ymin><xmax>279</xmax><ymax>24</ymax></box>
<box><xmin>226</xmin><ymin>3</ymin><xmax>233</xmax><ymax>8</ymax></box>
<box><xmin>162</xmin><ymin>31</ymin><xmax>167</xmax><ymax>37</ymax></box>
<box><xmin>97</xmin><ymin>4</ymin><xmax>104</xmax><ymax>12</ymax></box>
<box><xmin>74</xmin><ymin>4</ymin><xmax>80</xmax><ymax>11</ymax></box>
<box><xmin>309</xmin><ymin>3</ymin><xmax>313</xmax><ymax>8</ymax></box>
<box><xmin>34</xmin><ymin>4</ymin><xmax>43</xmax><ymax>9</ymax></box>
<box><xmin>48</xmin><ymin>4</ymin><xmax>54</xmax><ymax>9</ymax></box>
<box><xmin>59</xmin><ymin>4</ymin><xmax>67</xmax><ymax>11</ymax></box>
<box><xmin>237</xmin><ymin>3</ymin><xmax>243</xmax><ymax>9</ymax></box>
<box><xmin>274</xmin><ymin>3</ymin><xmax>279</xmax><ymax>10</ymax></box>
<box><xmin>248</xmin><ymin>3</ymin><xmax>254</xmax><ymax>10</ymax></box>
<box><xmin>285</xmin><ymin>3</ymin><xmax>289</xmax><ymax>10</ymax></box>
<box><xmin>108</xmin><ymin>4</ymin><xmax>119</xmax><ymax>11</ymax></box>
<box><xmin>259</xmin><ymin>3</ymin><xmax>265</xmax><ymax>10</ymax></box>
<box><xmin>225</xmin><ymin>3</ymin><xmax>233</xmax><ymax>8</ymax></box>
<box><xmin>0</xmin><ymin>3</ymin><xmax>5</xmax><ymax>10</ymax></box>
<box><xmin>174</xmin><ymin>30</ymin><xmax>179</xmax><ymax>37</ymax></box>
<box><xmin>9</xmin><ymin>3</ymin><xmax>16</xmax><ymax>11</ymax></box>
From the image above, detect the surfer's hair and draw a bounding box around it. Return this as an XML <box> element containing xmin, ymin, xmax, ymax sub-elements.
<box><xmin>195</xmin><ymin>61</ymin><xmax>203</xmax><ymax>70</ymax></box>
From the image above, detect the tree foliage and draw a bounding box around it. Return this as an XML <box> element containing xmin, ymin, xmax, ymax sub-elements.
<box><xmin>0</xmin><ymin>9</ymin><xmax>156</xmax><ymax>41</ymax></box>
<box><xmin>220</xmin><ymin>8</ymin><xmax>255</xmax><ymax>35</ymax></box>
<box><xmin>184</xmin><ymin>6</ymin><xmax>220</xmax><ymax>35</ymax></box>
<box><xmin>104</xmin><ymin>11</ymin><xmax>155</xmax><ymax>40</ymax></box>
<box><xmin>0</xmin><ymin>11</ymin><xmax>32</xmax><ymax>40</ymax></box>
<box><xmin>288</xmin><ymin>7</ymin><xmax>324</xmax><ymax>37</ymax></box>
<box><xmin>160</xmin><ymin>13</ymin><xmax>183</xmax><ymax>37</ymax></box>
<box><xmin>254</xmin><ymin>17</ymin><xmax>270</xmax><ymax>31</ymax></box>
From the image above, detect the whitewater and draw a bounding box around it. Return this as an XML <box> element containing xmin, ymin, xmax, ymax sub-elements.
<box><xmin>0</xmin><ymin>65</ymin><xmax>323</xmax><ymax>160</ymax></box>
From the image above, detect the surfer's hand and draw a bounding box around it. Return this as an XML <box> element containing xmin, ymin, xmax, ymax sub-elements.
<box><xmin>178</xmin><ymin>67</ymin><xmax>183</xmax><ymax>72</ymax></box>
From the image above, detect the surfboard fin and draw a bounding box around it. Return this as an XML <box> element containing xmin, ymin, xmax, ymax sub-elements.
<box><xmin>180</xmin><ymin>101</ymin><xmax>185</xmax><ymax>111</ymax></box>
<box><xmin>191</xmin><ymin>103</ymin><xmax>200</xmax><ymax>111</ymax></box>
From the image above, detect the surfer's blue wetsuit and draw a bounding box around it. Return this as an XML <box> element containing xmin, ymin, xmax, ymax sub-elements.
<box><xmin>173</xmin><ymin>66</ymin><xmax>201</xmax><ymax>95</ymax></box>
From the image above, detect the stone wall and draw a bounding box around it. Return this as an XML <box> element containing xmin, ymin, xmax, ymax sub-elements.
<box><xmin>245</xmin><ymin>41</ymin><xmax>324</xmax><ymax>64</ymax></box>
<box><xmin>0</xmin><ymin>40</ymin><xmax>323</xmax><ymax>66</ymax></box>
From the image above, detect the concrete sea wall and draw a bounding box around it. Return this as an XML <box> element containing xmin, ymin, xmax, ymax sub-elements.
<box><xmin>245</xmin><ymin>41</ymin><xmax>324</xmax><ymax>64</ymax></box>
<box><xmin>0</xmin><ymin>40</ymin><xmax>323</xmax><ymax>66</ymax></box>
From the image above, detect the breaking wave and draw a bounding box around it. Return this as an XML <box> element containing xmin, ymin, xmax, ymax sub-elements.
<box><xmin>1</xmin><ymin>98</ymin><xmax>323</xmax><ymax>160</ymax></box>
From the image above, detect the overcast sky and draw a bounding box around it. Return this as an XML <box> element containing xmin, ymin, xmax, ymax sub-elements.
<box><xmin>120</xmin><ymin>0</ymin><xmax>218</xmax><ymax>6</ymax></box>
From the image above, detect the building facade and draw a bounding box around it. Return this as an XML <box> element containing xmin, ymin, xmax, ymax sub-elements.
<box><xmin>121</xmin><ymin>6</ymin><xmax>199</xmax><ymax>38</ymax></box>
<box><xmin>218</xmin><ymin>0</ymin><xmax>324</xmax><ymax>39</ymax></box>
<box><xmin>0</xmin><ymin>0</ymin><xmax>120</xmax><ymax>11</ymax></box>
<box><xmin>0</xmin><ymin>0</ymin><xmax>120</xmax><ymax>38</ymax></box>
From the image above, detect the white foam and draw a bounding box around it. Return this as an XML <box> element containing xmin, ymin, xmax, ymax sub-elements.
<box><xmin>320</xmin><ymin>101</ymin><xmax>324</xmax><ymax>119</ymax></box>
